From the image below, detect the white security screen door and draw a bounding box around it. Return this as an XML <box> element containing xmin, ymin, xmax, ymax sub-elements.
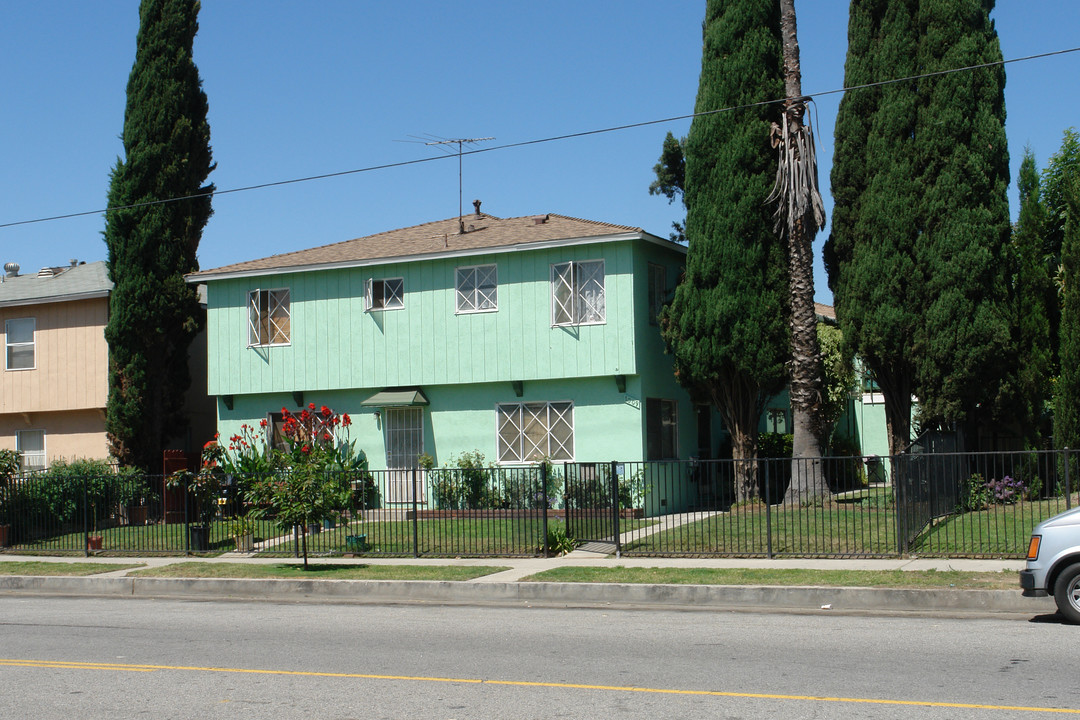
<box><xmin>385</xmin><ymin>407</ymin><xmax>425</xmax><ymax>503</ymax></box>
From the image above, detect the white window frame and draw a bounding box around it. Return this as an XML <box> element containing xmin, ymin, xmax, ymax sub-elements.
<box><xmin>5</xmin><ymin>317</ymin><xmax>36</xmax><ymax>371</ymax></box>
<box><xmin>248</xmin><ymin>289</ymin><xmax>291</xmax><ymax>347</ymax></box>
<box><xmin>646</xmin><ymin>397</ymin><xmax>678</xmax><ymax>460</ymax></box>
<box><xmin>551</xmin><ymin>260</ymin><xmax>605</xmax><ymax>326</ymax></box>
<box><xmin>648</xmin><ymin>263</ymin><xmax>666</xmax><ymax>325</ymax></box>
<box><xmin>455</xmin><ymin>264</ymin><xmax>498</xmax><ymax>314</ymax></box>
<box><xmin>366</xmin><ymin>277</ymin><xmax>404</xmax><ymax>311</ymax></box>
<box><xmin>16</xmin><ymin>429</ymin><xmax>45</xmax><ymax>472</ymax></box>
<box><xmin>496</xmin><ymin>401</ymin><xmax>574</xmax><ymax>463</ymax></box>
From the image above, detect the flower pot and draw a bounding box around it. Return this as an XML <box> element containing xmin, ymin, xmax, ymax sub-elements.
<box><xmin>189</xmin><ymin>524</ymin><xmax>210</xmax><ymax>552</ymax></box>
<box><xmin>87</xmin><ymin>535</ymin><xmax>103</xmax><ymax>551</ymax></box>
<box><xmin>234</xmin><ymin>533</ymin><xmax>254</xmax><ymax>553</ymax></box>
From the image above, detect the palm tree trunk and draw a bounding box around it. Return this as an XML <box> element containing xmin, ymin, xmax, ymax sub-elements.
<box><xmin>772</xmin><ymin>0</ymin><xmax>829</xmax><ymax>504</ymax></box>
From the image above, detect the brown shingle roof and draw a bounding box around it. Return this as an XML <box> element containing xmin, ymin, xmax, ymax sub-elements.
<box><xmin>190</xmin><ymin>213</ymin><xmax>659</xmax><ymax>280</ymax></box>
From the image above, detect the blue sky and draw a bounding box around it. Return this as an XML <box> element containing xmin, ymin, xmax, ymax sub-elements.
<box><xmin>3</xmin><ymin>2</ymin><xmax>1079</xmax><ymax>303</ymax></box>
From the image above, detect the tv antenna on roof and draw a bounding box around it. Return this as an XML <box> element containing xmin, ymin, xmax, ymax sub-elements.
<box><xmin>401</xmin><ymin>134</ymin><xmax>494</xmax><ymax>233</ymax></box>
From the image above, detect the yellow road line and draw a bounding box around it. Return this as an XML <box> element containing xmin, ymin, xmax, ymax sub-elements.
<box><xmin>1</xmin><ymin>658</ymin><xmax>1076</xmax><ymax>714</ymax></box>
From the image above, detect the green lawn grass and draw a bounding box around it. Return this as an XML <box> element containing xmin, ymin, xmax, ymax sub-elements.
<box><xmin>912</xmin><ymin>495</ymin><xmax>1077</xmax><ymax>556</ymax></box>
<box><xmin>14</xmin><ymin>522</ymin><xmax>234</xmax><ymax>555</ymax></box>
<box><xmin>521</xmin><ymin>566</ymin><xmax>1019</xmax><ymax>590</ymax></box>
<box><xmin>129</xmin><ymin>562</ymin><xmax>508</xmax><ymax>580</ymax></box>
<box><xmin>0</xmin><ymin>561</ymin><xmax>144</xmax><ymax>576</ymax></box>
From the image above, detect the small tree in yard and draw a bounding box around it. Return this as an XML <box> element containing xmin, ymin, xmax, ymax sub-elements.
<box><xmin>248</xmin><ymin>404</ymin><xmax>355</xmax><ymax>568</ymax></box>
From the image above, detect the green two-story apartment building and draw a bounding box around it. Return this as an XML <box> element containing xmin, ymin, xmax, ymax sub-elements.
<box><xmin>190</xmin><ymin>210</ymin><xmax>719</xmax><ymax>484</ymax></box>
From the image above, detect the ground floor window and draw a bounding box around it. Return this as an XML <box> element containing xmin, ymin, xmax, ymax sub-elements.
<box><xmin>16</xmin><ymin>429</ymin><xmax>45</xmax><ymax>472</ymax></box>
<box><xmin>497</xmin><ymin>401</ymin><xmax>573</xmax><ymax>463</ymax></box>
<box><xmin>646</xmin><ymin>398</ymin><xmax>678</xmax><ymax>460</ymax></box>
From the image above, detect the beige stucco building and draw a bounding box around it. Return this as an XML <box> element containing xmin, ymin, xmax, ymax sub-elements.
<box><xmin>0</xmin><ymin>261</ymin><xmax>112</xmax><ymax>469</ymax></box>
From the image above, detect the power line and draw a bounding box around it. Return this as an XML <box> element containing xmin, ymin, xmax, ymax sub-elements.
<box><xmin>2</xmin><ymin>45</ymin><xmax>1077</xmax><ymax>232</ymax></box>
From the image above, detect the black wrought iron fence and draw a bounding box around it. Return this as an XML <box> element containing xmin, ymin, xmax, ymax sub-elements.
<box><xmin>0</xmin><ymin>450</ymin><xmax>1074</xmax><ymax>559</ymax></box>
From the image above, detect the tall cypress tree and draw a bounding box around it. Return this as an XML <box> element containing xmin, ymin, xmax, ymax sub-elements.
<box><xmin>911</xmin><ymin>0</ymin><xmax>1011</xmax><ymax>439</ymax></box>
<box><xmin>827</xmin><ymin>0</ymin><xmax>1010</xmax><ymax>453</ymax></box>
<box><xmin>104</xmin><ymin>0</ymin><xmax>214</xmax><ymax>471</ymax></box>
<box><xmin>1055</xmin><ymin>179</ymin><xmax>1080</xmax><ymax>453</ymax></box>
<box><xmin>1000</xmin><ymin>149</ymin><xmax>1052</xmax><ymax>442</ymax></box>
<box><xmin>826</xmin><ymin>0</ymin><xmax>920</xmax><ymax>457</ymax></box>
<box><xmin>660</xmin><ymin>0</ymin><xmax>788</xmax><ymax>502</ymax></box>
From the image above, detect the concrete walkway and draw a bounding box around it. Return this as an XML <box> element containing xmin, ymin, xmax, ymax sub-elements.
<box><xmin>0</xmin><ymin>550</ymin><xmax>1054</xmax><ymax>619</ymax></box>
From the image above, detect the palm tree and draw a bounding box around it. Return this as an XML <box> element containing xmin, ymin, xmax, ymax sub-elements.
<box><xmin>768</xmin><ymin>0</ymin><xmax>829</xmax><ymax>503</ymax></box>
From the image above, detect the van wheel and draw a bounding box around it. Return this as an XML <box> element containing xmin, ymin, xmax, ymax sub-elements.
<box><xmin>1053</xmin><ymin>563</ymin><xmax>1080</xmax><ymax>624</ymax></box>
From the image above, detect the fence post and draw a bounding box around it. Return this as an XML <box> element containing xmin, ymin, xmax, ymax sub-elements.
<box><xmin>412</xmin><ymin>466</ymin><xmax>420</xmax><ymax>558</ymax></box>
<box><xmin>541</xmin><ymin>463</ymin><xmax>549</xmax><ymax>559</ymax></box>
<box><xmin>611</xmin><ymin>461</ymin><xmax>621</xmax><ymax>559</ymax></box>
<box><xmin>1066</xmin><ymin>448</ymin><xmax>1072</xmax><ymax>511</ymax></box>
<box><xmin>83</xmin><ymin>473</ymin><xmax>89</xmax><ymax>557</ymax></box>
<box><xmin>183</xmin><ymin>474</ymin><xmax>190</xmax><ymax>556</ymax></box>
<box><xmin>764</xmin><ymin>458</ymin><xmax>773</xmax><ymax>559</ymax></box>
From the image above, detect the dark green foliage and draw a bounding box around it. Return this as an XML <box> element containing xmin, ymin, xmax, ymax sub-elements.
<box><xmin>1055</xmin><ymin>178</ymin><xmax>1080</xmax><ymax>452</ymax></box>
<box><xmin>827</xmin><ymin>0</ymin><xmax>1011</xmax><ymax>452</ymax></box>
<box><xmin>649</xmin><ymin>132</ymin><xmax>686</xmax><ymax>241</ymax></box>
<box><xmin>104</xmin><ymin>0</ymin><xmax>214</xmax><ymax>471</ymax></box>
<box><xmin>998</xmin><ymin>149</ymin><xmax>1052</xmax><ymax>441</ymax></box>
<box><xmin>1042</xmin><ymin>129</ymin><xmax>1080</xmax><ymax>268</ymax></box>
<box><xmin>1042</xmin><ymin>129</ymin><xmax>1080</xmax><ymax>371</ymax></box>
<box><xmin>660</xmin><ymin>0</ymin><xmax>788</xmax><ymax>501</ymax></box>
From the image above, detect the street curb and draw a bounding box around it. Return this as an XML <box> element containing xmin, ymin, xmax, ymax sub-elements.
<box><xmin>0</xmin><ymin>575</ymin><xmax>1057</xmax><ymax>616</ymax></box>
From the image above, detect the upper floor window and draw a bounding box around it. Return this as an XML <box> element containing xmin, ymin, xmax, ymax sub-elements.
<box><xmin>497</xmin><ymin>401</ymin><xmax>574</xmax><ymax>463</ymax></box>
<box><xmin>551</xmin><ymin>260</ymin><xmax>605</xmax><ymax>326</ymax></box>
<box><xmin>366</xmin><ymin>277</ymin><xmax>404</xmax><ymax>311</ymax></box>
<box><xmin>5</xmin><ymin>317</ymin><xmax>35</xmax><ymax>370</ymax></box>
<box><xmin>456</xmin><ymin>264</ymin><xmax>497</xmax><ymax>313</ymax></box>
<box><xmin>648</xmin><ymin>263</ymin><xmax>666</xmax><ymax>325</ymax></box>
<box><xmin>16</xmin><ymin>429</ymin><xmax>45</xmax><ymax>472</ymax></box>
<box><xmin>248</xmin><ymin>289</ymin><xmax>290</xmax><ymax>347</ymax></box>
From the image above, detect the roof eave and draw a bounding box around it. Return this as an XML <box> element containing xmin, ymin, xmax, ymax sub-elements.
<box><xmin>187</xmin><ymin>230</ymin><xmax>680</xmax><ymax>283</ymax></box>
<box><xmin>0</xmin><ymin>290</ymin><xmax>111</xmax><ymax>309</ymax></box>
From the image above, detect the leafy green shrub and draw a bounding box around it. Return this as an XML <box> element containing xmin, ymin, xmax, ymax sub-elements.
<box><xmin>541</xmin><ymin>525</ymin><xmax>577</xmax><ymax>556</ymax></box>
<box><xmin>961</xmin><ymin>473</ymin><xmax>992</xmax><ymax>511</ymax></box>
<box><xmin>430</xmin><ymin>451</ymin><xmax>502</xmax><ymax>510</ymax></box>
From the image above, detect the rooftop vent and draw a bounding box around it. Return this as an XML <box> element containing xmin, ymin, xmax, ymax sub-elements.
<box><xmin>4</xmin><ymin>262</ymin><xmax>19</xmax><ymax>278</ymax></box>
<box><xmin>473</xmin><ymin>199</ymin><xmax>482</xmax><ymax>217</ymax></box>
<box><xmin>532</xmin><ymin>214</ymin><xmax>550</xmax><ymax>225</ymax></box>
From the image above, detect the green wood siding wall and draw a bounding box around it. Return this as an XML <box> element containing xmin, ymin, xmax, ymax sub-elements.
<box><xmin>206</xmin><ymin>242</ymin><xmax>653</xmax><ymax>395</ymax></box>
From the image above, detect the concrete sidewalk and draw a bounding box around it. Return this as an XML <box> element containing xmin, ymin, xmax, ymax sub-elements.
<box><xmin>0</xmin><ymin>551</ymin><xmax>1054</xmax><ymax>618</ymax></box>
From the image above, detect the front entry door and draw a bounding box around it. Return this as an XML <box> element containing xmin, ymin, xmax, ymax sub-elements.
<box><xmin>385</xmin><ymin>407</ymin><xmax>425</xmax><ymax>503</ymax></box>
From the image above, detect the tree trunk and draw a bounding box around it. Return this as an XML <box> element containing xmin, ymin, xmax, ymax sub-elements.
<box><xmin>773</xmin><ymin>0</ymin><xmax>829</xmax><ymax>504</ymax></box>
<box><xmin>711</xmin><ymin>376</ymin><xmax>764</xmax><ymax>505</ymax></box>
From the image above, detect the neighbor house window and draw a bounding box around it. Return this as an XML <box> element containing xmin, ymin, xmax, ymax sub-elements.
<box><xmin>366</xmin><ymin>277</ymin><xmax>404</xmax><ymax>311</ymax></box>
<box><xmin>5</xmin><ymin>317</ymin><xmax>35</xmax><ymax>370</ymax></box>
<box><xmin>456</xmin><ymin>264</ymin><xmax>497</xmax><ymax>313</ymax></box>
<box><xmin>646</xmin><ymin>398</ymin><xmax>678</xmax><ymax>460</ymax></box>
<box><xmin>766</xmin><ymin>407</ymin><xmax>788</xmax><ymax>434</ymax></box>
<box><xmin>248</xmin><ymin>289</ymin><xmax>290</xmax><ymax>346</ymax></box>
<box><xmin>16</xmin><ymin>429</ymin><xmax>45</xmax><ymax>472</ymax></box>
<box><xmin>497</xmin><ymin>401</ymin><xmax>573</xmax><ymax>462</ymax></box>
<box><xmin>551</xmin><ymin>260</ymin><xmax>605</xmax><ymax>326</ymax></box>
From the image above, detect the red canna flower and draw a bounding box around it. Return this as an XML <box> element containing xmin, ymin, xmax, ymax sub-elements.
<box><xmin>342</xmin><ymin>414</ymin><xmax>351</xmax><ymax>427</ymax></box>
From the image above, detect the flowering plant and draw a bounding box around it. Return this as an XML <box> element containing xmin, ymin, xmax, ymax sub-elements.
<box><xmin>248</xmin><ymin>403</ymin><xmax>357</xmax><ymax>567</ymax></box>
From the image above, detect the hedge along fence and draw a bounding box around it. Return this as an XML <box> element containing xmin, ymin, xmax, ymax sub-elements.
<box><xmin>0</xmin><ymin>450</ymin><xmax>1076</xmax><ymax>558</ymax></box>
